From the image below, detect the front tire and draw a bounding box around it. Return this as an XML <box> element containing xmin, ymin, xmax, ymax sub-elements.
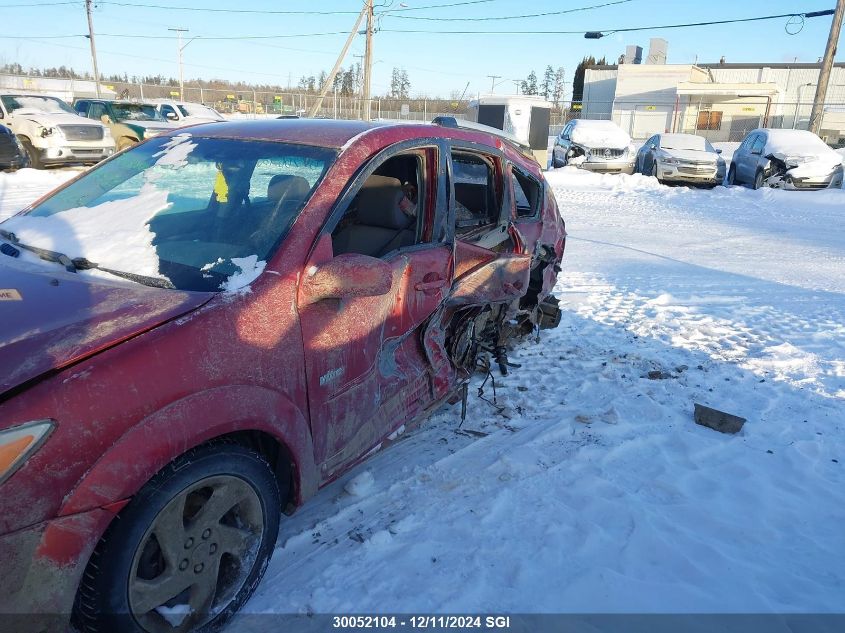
<box><xmin>651</xmin><ymin>162</ymin><xmax>661</xmax><ymax>183</ymax></box>
<box><xmin>727</xmin><ymin>165</ymin><xmax>737</xmax><ymax>186</ymax></box>
<box><xmin>551</xmin><ymin>150</ymin><xmax>564</xmax><ymax>168</ymax></box>
<box><xmin>20</xmin><ymin>138</ymin><xmax>43</xmax><ymax>169</ymax></box>
<box><xmin>753</xmin><ymin>170</ymin><xmax>764</xmax><ymax>190</ymax></box>
<box><xmin>74</xmin><ymin>443</ymin><xmax>282</xmax><ymax>633</ymax></box>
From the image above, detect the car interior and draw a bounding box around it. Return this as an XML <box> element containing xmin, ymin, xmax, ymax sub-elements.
<box><xmin>331</xmin><ymin>154</ymin><xmax>422</xmax><ymax>258</ymax></box>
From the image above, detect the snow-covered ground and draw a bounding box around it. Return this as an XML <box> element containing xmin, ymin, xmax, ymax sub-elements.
<box><xmin>0</xmin><ymin>167</ymin><xmax>80</xmax><ymax>221</ymax></box>
<box><xmin>1</xmin><ymin>166</ymin><xmax>844</xmax><ymax>622</ymax></box>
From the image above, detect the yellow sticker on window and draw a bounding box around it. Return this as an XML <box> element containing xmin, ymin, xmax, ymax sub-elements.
<box><xmin>214</xmin><ymin>170</ymin><xmax>229</xmax><ymax>203</ymax></box>
<box><xmin>0</xmin><ymin>289</ymin><xmax>22</xmax><ymax>301</ymax></box>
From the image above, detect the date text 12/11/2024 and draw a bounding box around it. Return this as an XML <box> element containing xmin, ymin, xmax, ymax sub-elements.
<box><xmin>332</xmin><ymin>616</ymin><xmax>512</xmax><ymax>629</ymax></box>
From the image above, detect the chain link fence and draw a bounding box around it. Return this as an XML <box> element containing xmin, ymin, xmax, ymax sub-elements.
<box><xmin>3</xmin><ymin>74</ymin><xmax>844</xmax><ymax>147</ymax></box>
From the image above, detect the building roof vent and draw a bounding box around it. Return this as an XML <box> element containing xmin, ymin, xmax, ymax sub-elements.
<box><xmin>624</xmin><ymin>45</ymin><xmax>643</xmax><ymax>64</ymax></box>
<box><xmin>646</xmin><ymin>38</ymin><xmax>668</xmax><ymax>64</ymax></box>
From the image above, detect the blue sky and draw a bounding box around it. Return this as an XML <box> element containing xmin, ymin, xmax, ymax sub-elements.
<box><xmin>1</xmin><ymin>0</ymin><xmax>841</xmax><ymax>98</ymax></box>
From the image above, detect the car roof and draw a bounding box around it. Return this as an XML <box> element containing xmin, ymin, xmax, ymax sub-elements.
<box><xmin>155</xmin><ymin>119</ymin><xmax>540</xmax><ymax>167</ymax></box>
<box><xmin>181</xmin><ymin>118</ymin><xmax>384</xmax><ymax>148</ymax></box>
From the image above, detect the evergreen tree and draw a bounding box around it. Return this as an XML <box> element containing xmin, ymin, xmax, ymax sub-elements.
<box><xmin>552</xmin><ymin>66</ymin><xmax>566</xmax><ymax>106</ymax></box>
<box><xmin>541</xmin><ymin>65</ymin><xmax>555</xmax><ymax>100</ymax></box>
<box><xmin>571</xmin><ymin>56</ymin><xmax>596</xmax><ymax>103</ymax></box>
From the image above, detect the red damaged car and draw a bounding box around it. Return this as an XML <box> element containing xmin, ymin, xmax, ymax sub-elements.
<box><xmin>0</xmin><ymin>118</ymin><xmax>565</xmax><ymax>632</ymax></box>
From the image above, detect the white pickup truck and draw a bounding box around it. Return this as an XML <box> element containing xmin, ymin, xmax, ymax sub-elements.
<box><xmin>0</xmin><ymin>93</ymin><xmax>115</xmax><ymax>168</ymax></box>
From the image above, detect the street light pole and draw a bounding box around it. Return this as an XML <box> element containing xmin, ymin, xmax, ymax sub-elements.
<box><xmin>168</xmin><ymin>27</ymin><xmax>189</xmax><ymax>101</ymax></box>
<box><xmin>809</xmin><ymin>0</ymin><xmax>845</xmax><ymax>135</ymax></box>
<box><xmin>487</xmin><ymin>75</ymin><xmax>501</xmax><ymax>93</ymax></box>
<box><xmin>84</xmin><ymin>0</ymin><xmax>102</xmax><ymax>98</ymax></box>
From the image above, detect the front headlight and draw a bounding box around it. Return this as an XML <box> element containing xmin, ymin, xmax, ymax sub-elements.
<box><xmin>102</xmin><ymin>126</ymin><xmax>112</xmax><ymax>138</ymax></box>
<box><xmin>659</xmin><ymin>156</ymin><xmax>678</xmax><ymax>165</ymax></box>
<box><xmin>0</xmin><ymin>420</ymin><xmax>54</xmax><ymax>485</ymax></box>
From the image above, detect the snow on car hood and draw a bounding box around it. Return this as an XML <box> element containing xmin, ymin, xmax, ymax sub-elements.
<box><xmin>784</xmin><ymin>156</ymin><xmax>842</xmax><ymax>179</ymax></box>
<box><xmin>0</xmin><ymin>257</ymin><xmax>212</xmax><ymax>396</ymax></box>
<box><xmin>13</xmin><ymin>110</ymin><xmax>105</xmax><ymax>128</ymax></box>
<box><xmin>764</xmin><ymin>129</ymin><xmax>841</xmax><ymax>176</ymax></box>
<box><xmin>661</xmin><ymin>148</ymin><xmax>719</xmax><ymax>163</ymax></box>
<box><xmin>570</xmin><ymin>122</ymin><xmax>631</xmax><ymax>149</ymax></box>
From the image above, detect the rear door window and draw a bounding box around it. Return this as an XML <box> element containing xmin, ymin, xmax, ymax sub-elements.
<box><xmin>451</xmin><ymin>151</ymin><xmax>501</xmax><ymax>234</ymax></box>
<box><xmin>511</xmin><ymin>167</ymin><xmax>541</xmax><ymax>219</ymax></box>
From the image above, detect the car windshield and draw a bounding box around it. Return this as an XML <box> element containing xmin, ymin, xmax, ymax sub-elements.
<box><xmin>660</xmin><ymin>135</ymin><xmax>714</xmax><ymax>152</ymax></box>
<box><xmin>1</xmin><ymin>134</ymin><xmax>335</xmax><ymax>292</ymax></box>
<box><xmin>178</xmin><ymin>104</ymin><xmax>221</xmax><ymax>119</ymax></box>
<box><xmin>1</xmin><ymin>94</ymin><xmax>75</xmax><ymax>115</ymax></box>
<box><xmin>112</xmin><ymin>102</ymin><xmax>165</xmax><ymax>122</ymax></box>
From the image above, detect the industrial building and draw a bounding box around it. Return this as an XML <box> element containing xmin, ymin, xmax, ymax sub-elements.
<box><xmin>582</xmin><ymin>39</ymin><xmax>845</xmax><ymax>144</ymax></box>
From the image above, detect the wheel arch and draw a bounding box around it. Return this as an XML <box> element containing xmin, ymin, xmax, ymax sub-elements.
<box><xmin>58</xmin><ymin>384</ymin><xmax>319</xmax><ymax>519</ymax></box>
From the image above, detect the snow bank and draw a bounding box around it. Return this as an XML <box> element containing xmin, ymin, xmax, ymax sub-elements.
<box><xmin>570</xmin><ymin>120</ymin><xmax>631</xmax><ymax>149</ymax></box>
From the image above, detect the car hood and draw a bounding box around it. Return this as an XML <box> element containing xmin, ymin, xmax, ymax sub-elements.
<box><xmin>661</xmin><ymin>148</ymin><xmax>719</xmax><ymax>162</ymax></box>
<box><xmin>12</xmin><ymin>111</ymin><xmax>103</xmax><ymax>128</ymax></box>
<box><xmin>121</xmin><ymin>120</ymin><xmax>179</xmax><ymax>131</ymax></box>
<box><xmin>0</xmin><ymin>260</ymin><xmax>213</xmax><ymax>397</ymax></box>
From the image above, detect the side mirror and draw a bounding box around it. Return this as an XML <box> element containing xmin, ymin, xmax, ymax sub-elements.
<box><xmin>301</xmin><ymin>253</ymin><xmax>393</xmax><ymax>303</ymax></box>
<box><xmin>100</xmin><ymin>114</ymin><xmax>112</xmax><ymax>125</ymax></box>
<box><xmin>649</xmin><ymin>143</ymin><xmax>657</xmax><ymax>150</ymax></box>
<box><xmin>166</xmin><ymin>111</ymin><xmax>178</xmax><ymax>121</ymax></box>
<box><xmin>716</xmin><ymin>148</ymin><xmax>722</xmax><ymax>154</ymax></box>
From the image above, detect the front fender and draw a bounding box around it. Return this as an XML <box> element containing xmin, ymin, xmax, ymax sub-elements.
<box><xmin>59</xmin><ymin>384</ymin><xmax>318</xmax><ymax>517</ymax></box>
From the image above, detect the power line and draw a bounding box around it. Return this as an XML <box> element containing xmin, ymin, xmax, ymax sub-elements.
<box><xmin>97</xmin><ymin>1</ymin><xmax>360</xmax><ymax>15</ymax></box>
<box><xmin>0</xmin><ymin>31</ymin><xmax>353</xmax><ymax>40</ymax></box>
<box><xmin>0</xmin><ymin>1</ymin><xmax>78</xmax><ymax>6</ymax></box>
<box><xmin>381</xmin><ymin>0</ymin><xmax>500</xmax><ymax>12</ymax></box>
<box><xmin>378</xmin><ymin>9</ymin><xmax>836</xmax><ymax>34</ymax></box>
<box><xmin>384</xmin><ymin>0</ymin><xmax>633</xmax><ymax>21</ymax></box>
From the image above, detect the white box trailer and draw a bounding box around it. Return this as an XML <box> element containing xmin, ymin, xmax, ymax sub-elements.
<box><xmin>467</xmin><ymin>95</ymin><xmax>553</xmax><ymax>166</ymax></box>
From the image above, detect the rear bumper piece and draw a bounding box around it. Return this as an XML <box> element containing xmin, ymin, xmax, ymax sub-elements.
<box><xmin>0</xmin><ymin>507</ymin><xmax>116</xmax><ymax>633</ymax></box>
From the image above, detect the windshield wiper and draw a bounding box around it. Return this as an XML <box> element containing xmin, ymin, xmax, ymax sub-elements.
<box><xmin>0</xmin><ymin>229</ymin><xmax>175</xmax><ymax>289</ymax></box>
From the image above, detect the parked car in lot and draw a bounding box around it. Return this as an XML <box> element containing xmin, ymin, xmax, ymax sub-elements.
<box><xmin>551</xmin><ymin>119</ymin><xmax>636</xmax><ymax>173</ymax></box>
<box><xmin>0</xmin><ymin>119</ymin><xmax>566</xmax><ymax>633</ymax></box>
<box><xmin>728</xmin><ymin>128</ymin><xmax>844</xmax><ymax>190</ymax></box>
<box><xmin>635</xmin><ymin>133</ymin><xmax>726</xmax><ymax>187</ymax></box>
<box><xmin>0</xmin><ymin>123</ymin><xmax>29</xmax><ymax>170</ymax></box>
<box><xmin>0</xmin><ymin>93</ymin><xmax>114</xmax><ymax>168</ymax></box>
<box><xmin>73</xmin><ymin>98</ymin><xmax>179</xmax><ymax>150</ymax></box>
<box><xmin>144</xmin><ymin>99</ymin><xmax>226</xmax><ymax>125</ymax></box>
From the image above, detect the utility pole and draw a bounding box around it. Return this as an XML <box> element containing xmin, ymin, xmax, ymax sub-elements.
<box><xmin>362</xmin><ymin>0</ymin><xmax>375</xmax><ymax>120</ymax></box>
<box><xmin>168</xmin><ymin>27</ymin><xmax>189</xmax><ymax>101</ymax></box>
<box><xmin>307</xmin><ymin>5</ymin><xmax>367</xmax><ymax>118</ymax></box>
<box><xmin>84</xmin><ymin>0</ymin><xmax>102</xmax><ymax>98</ymax></box>
<box><xmin>809</xmin><ymin>0</ymin><xmax>845</xmax><ymax>135</ymax></box>
<box><xmin>487</xmin><ymin>75</ymin><xmax>501</xmax><ymax>93</ymax></box>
